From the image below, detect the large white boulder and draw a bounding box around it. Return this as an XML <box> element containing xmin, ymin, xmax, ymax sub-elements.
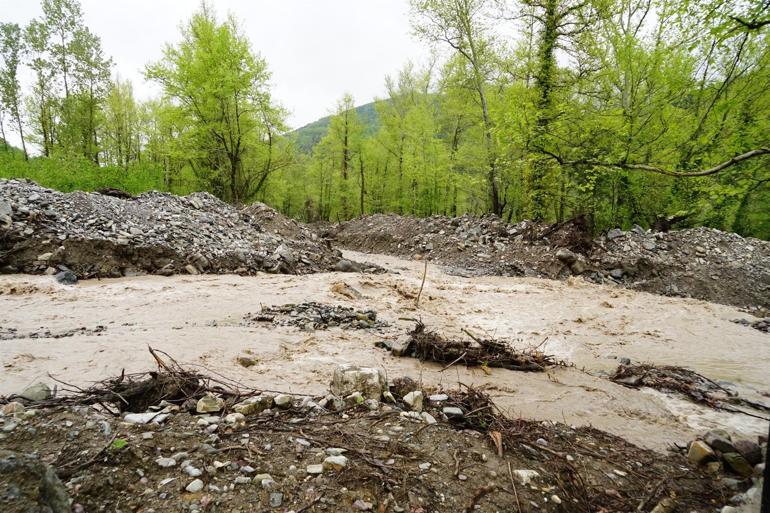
<box><xmin>330</xmin><ymin>364</ymin><xmax>387</xmax><ymax>401</ymax></box>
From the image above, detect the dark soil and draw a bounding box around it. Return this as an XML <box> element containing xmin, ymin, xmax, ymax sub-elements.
<box><xmin>0</xmin><ymin>386</ymin><xmax>742</xmax><ymax>513</ymax></box>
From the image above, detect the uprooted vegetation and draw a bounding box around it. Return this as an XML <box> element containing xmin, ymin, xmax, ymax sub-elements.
<box><xmin>390</xmin><ymin>322</ymin><xmax>563</xmax><ymax>372</ymax></box>
<box><xmin>326</xmin><ymin>213</ymin><xmax>770</xmax><ymax>309</ymax></box>
<box><xmin>611</xmin><ymin>363</ymin><xmax>770</xmax><ymax>419</ymax></box>
<box><xmin>0</xmin><ymin>350</ymin><xmax>754</xmax><ymax>513</ymax></box>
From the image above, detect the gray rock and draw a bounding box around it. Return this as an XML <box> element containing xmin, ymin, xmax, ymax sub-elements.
<box><xmin>353</xmin><ymin>499</ymin><xmax>374</xmax><ymax>511</ymax></box>
<box><xmin>387</xmin><ymin>335</ymin><xmax>412</xmax><ymax>357</ymax></box>
<box><xmin>704</xmin><ymin>430</ymin><xmax>735</xmax><ymax>454</ymax></box>
<box><xmin>570</xmin><ymin>258</ymin><xmax>587</xmax><ymax>275</ymax></box>
<box><xmin>124</xmin><ymin>412</ymin><xmax>169</xmax><ymax>425</ymax></box>
<box><xmin>54</xmin><ymin>270</ymin><xmax>78</xmax><ymax>285</ymax></box>
<box><xmin>511</xmin><ymin>469</ymin><xmax>540</xmax><ymax>486</ymax></box>
<box><xmin>185</xmin><ymin>479</ymin><xmax>204</xmax><ymax>492</ymax></box>
<box><xmin>233</xmin><ymin>395</ymin><xmax>273</xmax><ymax>415</ymax></box>
<box><xmin>732</xmin><ymin>439</ymin><xmax>762</xmax><ymax>465</ymax></box>
<box><xmin>420</xmin><ymin>412</ymin><xmax>437</xmax><ymax>424</ymax></box>
<box><xmin>269</xmin><ymin>492</ymin><xmax>283</xmax><ymax>507</ymax></box>
<box><xmin>2</xmin><ymin>402</ymin><xmax>25</xmax><ymax>415</ymax></box>
<box><xmin>607</xmin><ymin>228</ymin><xmax>624</xmax><ymax>240</ymax></box>
<box><xmin>334</xmin><ymin>259</ymin><xmax>362</xmax><ymax>273</ymax></box>
<box><xmin>0</xmin><ymin>199</ymin><xmax>12</xmax><ymax>217</ymax></box>
<box><xmin>306</xmin><ymin>464</ymin><xmax>323</xmax><ymax>474</ymax></box>
<box><xmin>0</xmin><ymin>450</ymin><xmax>70</xmax><ymax>513</ymax></box>
<box><xmin>722</xmin><ymin>452</ymin><xmax>754</xmax><ymax>477</ymax></box>
<box><xmin>323</xmin><ymin>455</ymin><xmax>348</xmax><ymax>471</ymax></box>
<box><xmin>331</xmin><ymin>364</ymin><xmax>387</xmax><ymax>401</ymax></box>
<box><xmin>196</xmin><ymin>394</ymin><xmax>223</xmax><ymax>413</ymax></box>
<box><xmin>402</xmin><ymin>390</ymin><xmax>423</xmax><ymax>412</ymax></box>
<box><xmin>19</xmin><ymin>382</ymin><xmax>52</xmax><ymax>402</ymax></box>
<box><xmin>155</xmin><ymin>457</ymin><xmax>176</xmax><ymax>468</ymax></box>
<box><xmin>443</xmin><ymin>407</ymin><xmax>464</xmax><ymax>419</ymax></box>
<box><xmin>273</xmin><ymin>394</ymin><xmax>292</xmax><ymax>409</ymax></box>
<box><xmin>555</xmin><ymin>248</ymin><xmax>577</xmax><ymax>265</ymax></box>
<box><xmin>687</xmin><ymin>440</ymin><xmax>716</xmax><ymax>465</ymax></box>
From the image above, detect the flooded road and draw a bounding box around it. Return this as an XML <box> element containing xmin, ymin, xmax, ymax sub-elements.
<box><xmin>1</xmin><ymin>250</ymin><xmax>768</xmax><ymax>451</ymax></box>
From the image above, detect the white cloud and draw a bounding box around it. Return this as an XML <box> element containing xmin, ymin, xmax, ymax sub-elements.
<box><xmin>0</xmin><ymin>0</ymin><xmax>431</xmax><ymax>134</ymax></box>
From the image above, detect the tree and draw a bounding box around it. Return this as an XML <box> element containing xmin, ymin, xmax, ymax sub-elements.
<box><xmin>312</xmin><ymin>94</ymin><xmax>363</xmax><ymax>219</ymax></box>
<box><xmin>411</xmin><ymin>0</ymin><xmax>504</xmax><ymax>215</ymax></box>
<box><xmin>42</xmin><ymin>0</ymin><xmax>83</xmax><ymax>99</ymax></box>
<box><xmin>24</xmin><ymin>19</ymin><xmax>56</xmax><ymax>156</ymax></box>
<box><xmin>69</xmin><ymin>26</ymin><xmax>112</xmax><ymax>162</ymax></box>
<box><xmin>0</xmin><ymin>22</ymin><xmax>28</xmax><ymax>159</ymax></box>
<box><xmin>145</xmin><ymin>3</ymin><xmax>285</xmax><ymax>204</ymax></box>
<box><xmin>102</xmin><ymin>76</ymin><xmax>140</xmax><ymax>169</ymax></box>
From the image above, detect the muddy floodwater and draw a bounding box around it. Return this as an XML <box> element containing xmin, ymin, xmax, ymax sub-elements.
<box><xmin>1</xmin><ymin>250</ymin><xmax>768</xmax><ymax>452</ymax></box>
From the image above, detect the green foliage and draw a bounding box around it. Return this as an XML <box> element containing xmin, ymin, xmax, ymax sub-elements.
<box><xmin>292</xmin><ymin>102</ymin><xmax>380</xmax><ymax>153</ymax></box>
<box><xmin>145</xmin><ymin>2</ymin><xmax>287</xmax><ymax>204</ymax></box>
<box><xmin>1</xmin><ymin>0</ymin><xmax>767</xmax><ymax>239</ymax></box>
<box><xmin>0</xmin><ymin>150</ymin><xmax>196</xmax><ymax>196</ymax></box>
<box><xmin>110</xmin><ymin>438</ymin><xmax>128</xmax><ymax>450</ymax></box>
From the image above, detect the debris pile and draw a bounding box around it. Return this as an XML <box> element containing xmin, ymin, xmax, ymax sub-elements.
<box><xmin>0</xmin><ymin>356</ymin><xmax>751</xmax><ymax>513</ymax></box>
<box><xmin>0</xmin><ymin>179</ymin><xmax>348</xmax><ymax>278</ymax></box>
<box><xmin>384</xmin><ymin>322</ymin><xmax>562</xmax><ymax>372</ymax></box>
<box><xmin>243</xmin><ymin>302</ymin><xmax>387</xmax><ymax>330</ymax></box>
<box><xmin>327</xmin><ymin>214</ymin><xmax>770</xmax><ymax>308</ymax></box>
<box><xmin>611</xmin><ymin>363</ymin><xmax>770</xmax><ymax>416</ymax></box>
<box><xmin>732</xmin><ymin>317</ymin><xmax>770</xmax><ymax>334</ymax></box>
<box><xmin>0</xmin><ymin>325</ymin><xmax>107</xmax><ymax>341</ymax></box>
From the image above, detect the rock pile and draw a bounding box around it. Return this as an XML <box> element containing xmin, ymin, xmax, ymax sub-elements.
<box><xmin>592</xmin><ymin>226</ymin><xmax>770</xmax><ymax>309</ymax></box>
<box><xmin>328</xmin><ymin>214</ymin><xmax>770</xmax><ymax>308</ymax></box>
<box><xmin>732</xmin><ymin>317</ymin><xmax>770</xmax><ymax>334</ymax></box>
<box><xmin>686</xmin><ymin>430</ymin><xmax>766</xmax><ymax>510</ymax></box>
<box><xmin>243</xmin><ymin>302</ymin><xmax>387</xmax><ymax>330</ymax></box>
<box><xmin>0</xmin><ymin>179</ymin><xmax>344</xmax><ymax>278</ymax></box>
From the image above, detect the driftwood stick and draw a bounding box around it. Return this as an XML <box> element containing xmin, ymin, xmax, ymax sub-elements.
<box><xmin>415</xmin><ymin>259</ymin><xmax>428</xmax><ymax>309</ymax></box>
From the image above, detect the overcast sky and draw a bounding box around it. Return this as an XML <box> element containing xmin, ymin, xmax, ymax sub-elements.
<box><xmin>0</xmin><ymin>0</ymin><xmax>432</xmax><ymax>131</ymax></box>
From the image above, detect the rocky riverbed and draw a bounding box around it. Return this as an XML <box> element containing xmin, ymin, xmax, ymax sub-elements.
<box><xmin>1</xmin><ymin>182</ymin><xmax>769</xmax><ymax>512</ymax></box>
<box><xmin>0</xmin><ymin>360</ymin><xmax>765</xmax><ymax>513</ymax></box>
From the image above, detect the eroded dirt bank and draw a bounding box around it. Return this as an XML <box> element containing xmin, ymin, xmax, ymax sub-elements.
<box><xmin>2</xmin><ymin>251</ymin><xmax>768</xmax><ymax>452</ymax></box>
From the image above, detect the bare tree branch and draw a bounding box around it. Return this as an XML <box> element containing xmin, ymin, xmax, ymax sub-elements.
<box><xmin>542</xmin><ymin>148</ymin><xmax>770</xmax><ymax>177</ymax></box>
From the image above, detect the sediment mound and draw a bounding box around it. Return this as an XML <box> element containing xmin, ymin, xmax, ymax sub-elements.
<box><xmin>326</xmin><ymin>214</ymin><xmax>770</xmax><ymax>309</ymax></box>
<box><xmin>0</xmin><ymin>180</ymin><xmax>343</xmax><ymax>278</ymax></box>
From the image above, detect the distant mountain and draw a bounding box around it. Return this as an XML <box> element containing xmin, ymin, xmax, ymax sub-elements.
<box><xmin>290</xmin><ymin>101</ymin><xmax>381</xmax><ymax>153</ymax></box>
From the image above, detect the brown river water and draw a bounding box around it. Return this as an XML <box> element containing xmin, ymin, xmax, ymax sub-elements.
<box><xmin>1</xmin><ymin>250</ymin><xmax>768</xmax><ymax>452</ymax></box>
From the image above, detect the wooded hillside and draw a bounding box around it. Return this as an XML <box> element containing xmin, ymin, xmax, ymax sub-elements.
<box><xmin>1</xmin><ymin>0</ymin><xmax>768</xmax><ymax>237</ymax></box>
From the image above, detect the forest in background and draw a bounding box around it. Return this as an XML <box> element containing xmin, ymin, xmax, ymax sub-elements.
<box><xmin>0</xmin><ymin>0</ymin><xmax>768</xmax><ymax>238</ymax></box>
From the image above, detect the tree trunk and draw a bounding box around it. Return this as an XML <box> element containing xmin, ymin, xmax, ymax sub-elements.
<box><xmin>15</xmin><ymin>113</ymin><xmax>27</xmax><ymax>161</ymax></box>
<box><xmin>528</xmin><ymin>0</ymin><xmax>559</xmax><ymax>221</ymax></box>
<box><xmin>358</xmin><ymin>152</ymin><xmax>366</xmax><ymax>216</ymax></box>
<box><xmin>0</xmin><ymin>118</ymin><xmax>8</xmax><ymax>152</ymax></box>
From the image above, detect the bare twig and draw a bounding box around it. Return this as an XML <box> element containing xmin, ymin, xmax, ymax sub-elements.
<box><xmin>415</xmin><ymin>259</ymin><xmax>428</xmax><ymax>309</ymax></box>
